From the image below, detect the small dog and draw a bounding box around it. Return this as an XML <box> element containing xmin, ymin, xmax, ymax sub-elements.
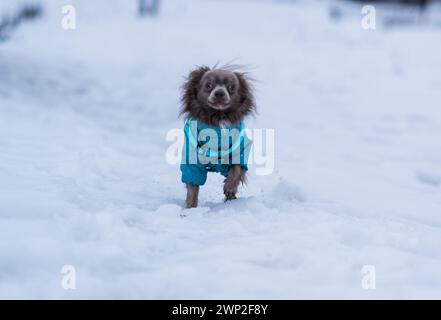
<box><xmin>180</xmin><ymin>66</ymin><xmax>256</xmax><ymax>208</ymax></box>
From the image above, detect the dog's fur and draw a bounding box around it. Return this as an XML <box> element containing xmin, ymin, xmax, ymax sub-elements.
<box><xmin>180</xmin><ymin>66</ymin><xmax>256</xmax><ymax>208</ymax></box>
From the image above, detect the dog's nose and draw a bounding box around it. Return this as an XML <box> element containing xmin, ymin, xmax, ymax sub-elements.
<box><xmin>214</xmin><ymin>90</ymin><xmax>225</xmax><ymax>98</ymax></box>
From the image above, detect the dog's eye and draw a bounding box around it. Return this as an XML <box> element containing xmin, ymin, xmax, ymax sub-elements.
<box><xmin>205</xmin><ymin>83</ymin><xmax>212</xmax><ymax>90</ymax></box>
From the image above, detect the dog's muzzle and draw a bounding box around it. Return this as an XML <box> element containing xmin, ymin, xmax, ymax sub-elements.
<box><xmin>208</xmin><ymin>85</ymin><xmax>231</xmax><ymax>109</ymax></box>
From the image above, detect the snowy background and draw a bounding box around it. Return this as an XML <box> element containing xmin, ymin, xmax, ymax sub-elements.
<box><xmin>1</xmin><ymin>0</ymin><xmax>441</xmax><ymax>299</ymax></box>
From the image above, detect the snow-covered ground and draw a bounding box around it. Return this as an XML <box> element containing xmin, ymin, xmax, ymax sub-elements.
<box><xmin>1</xmin><ymin>0</ymin><xmax>441</xmax><ymax>299</ymax></box>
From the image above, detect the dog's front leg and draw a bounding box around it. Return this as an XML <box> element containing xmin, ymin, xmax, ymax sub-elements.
<box><xmin>224</xmin><ymin>165</ymin><xmax>246</xmax><ymax>201</ymax></box>
<box><xmin>185</xmin><ymin>184</ymin><xmax>199</xmax><ymax>208</ymax></box>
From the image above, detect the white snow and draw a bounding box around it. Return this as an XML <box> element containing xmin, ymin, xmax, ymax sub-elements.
<box><xmin>1</xmin><ymin>0</ymin><xmax>441</xmax><ymax>299</ymax></box>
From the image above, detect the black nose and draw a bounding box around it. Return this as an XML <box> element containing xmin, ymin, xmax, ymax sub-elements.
<box><xmin>214</xmin><ymin>90</ymin><xmax>225</xmax><ymax>98</ymax></box>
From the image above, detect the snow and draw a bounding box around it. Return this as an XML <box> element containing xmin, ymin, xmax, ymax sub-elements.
<box><xmin>1</xmin><ymin>0</ymin><xmax>441</xmax><ymax>299</ymax></box>
<box><xmin>0</xmin><ymin>1</ymin><xmax>26</xmax><ymax>15</ymax></box>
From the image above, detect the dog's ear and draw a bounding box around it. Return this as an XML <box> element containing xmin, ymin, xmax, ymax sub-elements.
<box><xmin>235</xmin><ymin>72</ymin><xmax>256</xmax><ymax>114</ymax></box>
<box><xmin>180</xmin><ymin>66</ymin><xmax>210</xmax><ymax>116</ymax></box>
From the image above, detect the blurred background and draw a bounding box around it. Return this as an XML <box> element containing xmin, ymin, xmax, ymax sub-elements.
<box><xmin>2</xmin><ymin>0</ymin><xmax>441</xmax><ymax>36</ymax></box>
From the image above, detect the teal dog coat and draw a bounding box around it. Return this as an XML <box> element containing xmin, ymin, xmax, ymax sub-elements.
<box><xmin>180</xmin><ymin>119</ymin><xmax>252</xmax><ymax>186</ymax></box>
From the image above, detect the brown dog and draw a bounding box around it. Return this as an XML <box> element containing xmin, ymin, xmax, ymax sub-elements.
<box><xmin>180</xmin><ymin>66</ymin><xmax>256</xmax><ymax>208</ymax></box>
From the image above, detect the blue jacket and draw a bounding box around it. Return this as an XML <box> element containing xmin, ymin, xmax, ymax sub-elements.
<box><xmin>180</xmin><ymin>119</ymin><xmax>252</xmax><ymax>186</ymax></box>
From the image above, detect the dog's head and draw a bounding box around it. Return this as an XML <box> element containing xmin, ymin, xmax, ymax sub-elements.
<box><xmin>180</xmin><ymin>66</ymin><xmax>255</xmax><ymax>126</ymax></box>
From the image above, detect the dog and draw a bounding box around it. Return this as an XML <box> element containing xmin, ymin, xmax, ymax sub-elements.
<box><xmin>180</xmin><ymin>66</ymin><xmax>256</xmax><ymax>208</ymax></box>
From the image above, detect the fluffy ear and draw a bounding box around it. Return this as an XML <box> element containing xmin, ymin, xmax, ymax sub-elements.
<box><xmin>180</xmin><ymin>66</ymin><xmax>210</xmax><ymax>116</ymax></box>
<box><xmin>235</xmin><ymin>72</ymin><xmax>256</xmax><ymax>115</ymax></box>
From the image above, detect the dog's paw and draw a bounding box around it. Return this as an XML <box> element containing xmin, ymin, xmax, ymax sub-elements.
<box><xmin>224</xmin><ymin>193</ymin><xmax>237</xmax><ymax>202</ymax></box>
<box><xmin>185</xmin><ymin>200</ymin><xmax>198</xmax><ymax>209</ymax></box>
<box><xmin>223</xmin><ymin>180</ymin><xmax>238</xmax><ymax>201</ymax></box>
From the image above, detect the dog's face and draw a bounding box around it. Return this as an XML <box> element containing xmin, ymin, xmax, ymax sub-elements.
<box><xmin>198</xmin><ymin>70</ymin><xmax>240</xmax><ymax>111</ymax></box>
<box><xmin>181</xmin><ymin>66</ymin><xmax>255</xmax><ymax>126</ymax></box>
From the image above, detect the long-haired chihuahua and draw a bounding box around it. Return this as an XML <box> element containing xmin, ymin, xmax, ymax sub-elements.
<box><xmin>180</xmin><ymin>66</ymin><xmax>256</xmax><ymax>208</ymax></box>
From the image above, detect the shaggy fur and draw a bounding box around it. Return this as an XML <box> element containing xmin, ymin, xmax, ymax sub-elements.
<box><xmin>180</xmin><ymin>66</ymin><xmax>255</xmax><ymax>127</ymax></box>
<box><xmin>180</xmin><ymin>66</ymin><xmax>256</xmax><ymax>208</ymax></box>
